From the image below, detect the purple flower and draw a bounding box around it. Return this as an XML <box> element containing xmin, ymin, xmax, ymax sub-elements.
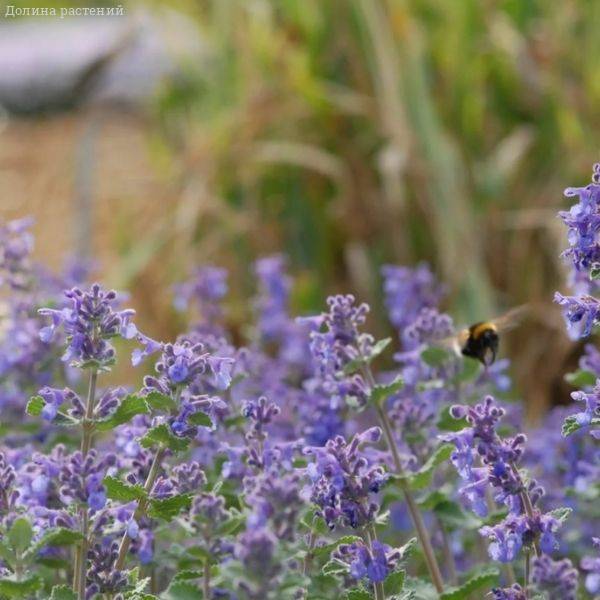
<box><xmin>208</xmin><ymin>355</ymin><xmax>234</xmax><ymax>390</ymax></box>
<box><xmin>38</xmin><ymin>284</ymin><xmax>137</xmax><ymax>368</ymax></box>
<box><xmin>173</xmin><ymin>266</ymin><xmax>228</xmax><ymax>336</ymax></box>
<box><xmin>570</xmin><ymin>386</ymin><xmax>600</xmax><ymax>426</ymax></box>
<box><xmin>554</xmin><ymin>292</ymin><xmax>600</xmax><ymax>339</ymax></box>
<box><xmin>479</xmin><ymin>520</ymin><xmax>523</xmax><ymax>563</ymax></box>
<box><xmin>333</xmin><ymin>540</ymin><xmax>403</xmax><ymax>584</ymax></box>
<box><xmin>381</xmin><ymin>263</ymin><xmax>444</xmax><ymax>337</ymax></box>
<box><xmin>304</xmin><ymin>427</ymin><xmax>386</xmax><ymax>530</ymax></box>
<box><xmin>558</xmin><ymin>164</ymin><xmax>600</xmax><ymax>286</ymax></box>
<box><xmin>531</xmin><ymin>555</ymin><xmax>579</xmax><ymax>600</ymax></box>
<box><xmin>304</xmin><ymin>295</ymin><xmax>373</xmax><ymax>409</ymax></box>
<box><xmin>581</xmin><ymin>538</ymin><xmax>600</xmax><ymax>595</ymax></box>
<box><xmin>254</xmin><ymin>254</ymin><xmax>291</xmax><ymax>343</ymax></box>
<box><xmin>491</xmin><ymin>584</ymin><xmax>527</xmax><ymax>600</ymax></box>
<box><xmin>0</xmin><ymin>217</ymin><xmax>35</xmax><ymax>291</ymax></box>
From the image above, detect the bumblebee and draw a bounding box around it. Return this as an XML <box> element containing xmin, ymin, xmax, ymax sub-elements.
<box><xmin>441</xmin><ymin>306</ymin><xmax>526</xmax><ymax>367</ymax></box>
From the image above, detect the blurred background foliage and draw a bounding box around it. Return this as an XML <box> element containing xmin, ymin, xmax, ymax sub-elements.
<box><xmin>1</xmin><ymin>0</ymin><xmax>600</xmax><ymax>418</ymax></box>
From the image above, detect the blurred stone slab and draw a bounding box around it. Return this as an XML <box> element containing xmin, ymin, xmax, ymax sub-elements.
<box><xmin>0</xmin><ymin>10</ymin><xmax>202</xmax><ymax>114</ymax></box>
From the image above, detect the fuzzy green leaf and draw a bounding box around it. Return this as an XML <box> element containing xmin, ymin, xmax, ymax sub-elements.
<box><xmin>437</xmin><ymin>406</ymin><xmax>468</xmax><ymax>432</ymax></box>
<box><xmin>346</xmin><ymin>589</ymin><xmax>371</xmax><ymax>600</ymax></box>
<box><xmin>548</xmin><ymin>506</ymin><xmax>573</xmax><ymax>525</ymax></box>
<box><xmin>407</xmin><ymin>444</ymin><xmax>453</xmax><ymax>490</ymax></box>
<box><xmin>104</xmin><ymin>476</ymin><xmax>148</xmax><ymax>502</ymax></box>
<box><xmin>160</xmin><ymin>580</ymin><xmax>202</xmax><ymax>600</ymax></box>
<box><xmin>0</xmin><ymin>575</ymin><xmax>42</xmax><ymax>597</ymax></box>
<box><xmin>50</xmin><ymin>585</ymin><xmax>77</xmax><ymax>600</ymax></box>
<box><xmin>564</xmin><ymin>369</ymin><xmax>597</xmax><ymax>388</ymax></box>
<box><xmin>148</xmin><ymin>494</ymin><xmax>192</xmax><ymax>521</ymax></box>
<box><xmin>321</xmin><ymin>559</ymin><xmax>347</xmax><ymax>576</ymax></box>
<box><xmin>145</xmin><ymin>391</ymin><xmax>177</xmax><ymax>413</ymax></box>
<box><xmin>187</xmin><ymin>411</ymin><xmax>212</xmax><ymax>428</ymax></box>
<box><xmin>96</xmin><ymin>394</ymin><xmax>149</xmax><ymax>431</ymax></box>
<box><xmin>26</xmin><ymin>396</ymin><xmax>44</xmax><ymax>416</ymax></box>
<box><xmin>421</xmin><ymin>346</ymin><xmax>452</xmax><ymax>367</ymax></box>
<box><xmin>8</xmin><ymin>518</ymin><xmax>33</xmax><ymax>553</ymax></box>
<box><xmin>439</xmin><ymin>566</ymin><xmax>499</xmax><ymax>600</ymax></box>
<box><xmin>312</xmin><ymin>535</ymin><xmax>362</xmax><ymax>558</ymax></box>
<box><xmin>370</xmin><ymin>376</ymin><xmax>404</xmax><ymax>406</ymax></box>
<box><xmin>140</xmin><ymin>424</ymin><xmax>190</xmax><ymax>453</ymax></box>
<box><xmin>384</xmin><ymin>570</ymin><xmax>405</xmax><ymax>595</ymax></box>
<box><xmin>25</xmin><ymin>528</ymin><xmax>84</xmax><ymax>560</ymax></box>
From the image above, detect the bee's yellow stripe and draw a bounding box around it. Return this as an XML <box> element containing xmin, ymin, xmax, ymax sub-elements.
<box><xmin>472</xmin><ymin>321</ymin><xmax>497</xmax><ymax>339</ymax></box>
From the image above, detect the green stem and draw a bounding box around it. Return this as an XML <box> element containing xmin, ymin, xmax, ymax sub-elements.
<box><xmin>366</xmin><ymin>525</ymin><xmax>385</xmax><ymax>600</ymax></box>
<box><xmin>115</xmin><ymin>447</ymin><xmax>166</xmax><ymax>570</ymax></box>
<box><xmin>524</xmin><ymin>551</ymin><xmax>530</xmax><ymax>598</ymax></box>
<box><xmin>74</xmin><ymin>369</ymin><xmax>98</xmax><ymax>598</ymax></box>
<box><xmin>365</xmin><ymin>361</ymin><xmax>444</xmax><ymax>593</ymax></box>
<box><xmin>302</xmin><ymin>523</ymin><xmax>318</xmax><ymax>577</ymax></box>
<box><xmin>203</xmin><ymin>559</ymin><xmax>210</xmax><ymax>599</ymax></box>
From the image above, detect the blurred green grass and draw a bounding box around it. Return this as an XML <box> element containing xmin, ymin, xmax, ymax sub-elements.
<box><xmin>130</xmin><ymin>0</ymin><xmax>598</xmax><ymax>416</ymax></box>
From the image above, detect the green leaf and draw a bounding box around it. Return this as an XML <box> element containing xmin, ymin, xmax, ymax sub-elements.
<box><xmin>369</xmin><ymin>337</ymin><xmax>392</xmax><ymax>361</ymax></box>
<box><xmin>439</xmin><ymin>566</ymin><xmax>499</xmax><ymax>600</ymax></box>
<box><xmin>346</xmin><ymin>589</ymin><xmax>371</xmax><ymax>600</ymax></box>
<box><xmin>382</xmin><ymin>570</ymin><xmax>405</xmax><ymax>595</ymax></box>
<box><xmin>24</xmin><ymin>528</ymin><xmax>84</xmax><ymax>560</ymax></box>
<box><xmin>403</xmin><ymin>577</ymin><xmax>437</xmax><ymax>600</ymax></box>
<box><xmin>8</xmin><ymin>518</ymin><xmax>33</xmax><ymax>553</ymax></box>
<box><xmin>0</xmin><ymin>575</ymin><xmax>42</xmax><ymax>597</ymax></box>
<box><xmin>321</xmin><ymin>559</ymin><xmax>347</xmax><ymax>576</ymax></box>
<box><xmin>564</xmin><ymin>369</ymin><xmax>597</xmax><ymax>388</ymax></box>
<box><xmin>172</xmin><ymin>570</ymin><xmax>203</xmax><ymax>581</ymax></box>
<box><xmin>103</xmin><ymin>476</ymin><xmax>148</xmax><ymax>503</ymax></box>
<box><xmin>407</xmin><ymin>444</ymin><xmax>453</xmax><ymax>490</ymax></box>
<box><xmin>312</xmin><ymin>535</ymin><xmax>362</xmax><ymax>558</ymax></box>
<box><xmin>548</xmin><ymin>507</ymin><xmax>573</xmax><ymax>525</ymax></box>
<box><xmin>437</xmin><ymin>406</ymin><xmax>467</xmax><ymax>432</ymax></box>
<box><xmin>453</xmin><ymin>357</ymin><xmax>480</xmax><ymax>383</ymax></box>
<box><xmin>370</xmin><ymin>376</ymin><xmax>404</xmax><ymax>406</ymax></box>
<box><xmin>214</xmin><ymin>511</ymin><xmax>245</xmax><ymax>536</ymax></box>
<box><xmin>26</xmin><ymin>396</ymin><xmax>44</xmax><ymax>416</ymax></box>
<box><xmin>160</xmin><ymin>580</ymin><xmax>202</xmax><ymax>600</ymax></box>
<box><xmin>432</xmin><ymin>500</ymin><xmax>482</xmax><ymax>530</ymax></box>
<box><xmin>187</xmin><ymin>412</ymin><xmax>212</xmax><ymax>428</ymax></box>
<box><xmin>590</xmin><ymin>263</ymin><xmax>600</xmax><ymax>280</ymax></box>
<box><xmin>421</xmin><ymin>346</ymin><xmax>452</xmax><ymax>368</ymax></box>
<box><xmin>148</xmin><ymin>494</ymin><xmax>192</xmax><ymax>521</ymax></box>
<box><xmin>344</xmin><ymin>338</ymin><xmax>391</xmax><ymax>374</ymax></box>
<box><xmin>50</xmin><ymin>585</ymin><xmax>77</xmax><ymax>600</ymax></box>
<box><xmin>140</xmin><ymin>424</ymin><xmax>190</xmax><ymax>453</ymax></box>
<box><xmin>96</xmin><ymin>394</ymin><xmax>149</xmax><ymax>431</ymax></box>
<box><xmin>145</xmin><ymin>391</ymin><xmax>177</xmax><ymax>413</ymax></box>
<box><xmin>561</xmin><ymin>415</ymin><xmax>600</xmax><ymax>437</ymax></box>
<box><xmin>0</xmin><ymin>540</ymin><xmax>15</xmax><ymax>567</ymax></box>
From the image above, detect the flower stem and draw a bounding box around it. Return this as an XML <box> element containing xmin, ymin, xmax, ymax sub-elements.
<box><xmin>372</xmin><ymin>397</ymin><xmax>445</xmax><ymax>593</ymax></box>
<box><xmin>203</xmin><ymin>559</ymin><xmax>210</xmax><ymax>599</ymax></box>
<box><xmin>366</xmin><ymin>525</ymin><xmax>385</xmax><ymax>600</ymax></box>
<box><xmin>302</xmin><ymin>527</ymin><xmax>317</xmax><ymax>577</ymax></box>
<box><xmin>115</xmin><ymin>446</ymin><xmax>166</xmax><ymax>570</ymax></box>
<box><xmin>524</xmin><ymin>550</ymin><xmax>530</xmax><ymax>598</ymax></box>
<box><xmin>510</xmin><ymin>463</ymin><xmax>540</xmax><ymax>557</ymax></box>
<box><xmin>74</xmin><ymin>369</ymin><xmax>98</xmax><ymax>598</ymax></box>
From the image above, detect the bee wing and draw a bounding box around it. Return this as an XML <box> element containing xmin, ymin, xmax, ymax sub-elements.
<box><xmin>491</xmin><ymin>305</ymin><xmax>529</xmax><ymax>333</ymax></box>
<box><xmin>432</xmin><ymin>329</ymin><xmax>469</xmax><ymax>355</ymax></box>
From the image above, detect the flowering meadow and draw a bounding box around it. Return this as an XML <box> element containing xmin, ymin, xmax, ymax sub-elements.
<box><xmin>0</xmin><ymin>168</ymin><xmax>599</xmax><ymax>600</ymax></box>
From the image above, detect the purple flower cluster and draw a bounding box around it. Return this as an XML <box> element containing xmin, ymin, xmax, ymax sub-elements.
<box><xmin>305</xmin><ymin>294</ymin><xmax>372</xmax><ymax>408</ymax></box>
<box><xmin>442</xmin><ymin>396</ymin><xmax>563</xmax><ymax>564</ymax></box>
<box><xmin>3</xmin><ymin>166</ymin><xmax>600</xmax><ymax>600</ymax></box>
<box><xmin>305</xmin><ymin>427</ymin><xmax>386</xmax><ymax>530</ymax></box>
<box><xmin>39</xmin><ymin>284</ymin><xmax>137</xmax><ymax>368</ymax></box>
<box><xmin>333</xmin><ymin>539</ymin><xmax>403</xmax><ymax>583</ymax></box>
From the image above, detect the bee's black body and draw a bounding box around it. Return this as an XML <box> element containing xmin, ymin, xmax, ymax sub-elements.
<box><xmin>460</xmin><ymin>322</ymin><xmax>499</xmax><ymax>366</ymax></box>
